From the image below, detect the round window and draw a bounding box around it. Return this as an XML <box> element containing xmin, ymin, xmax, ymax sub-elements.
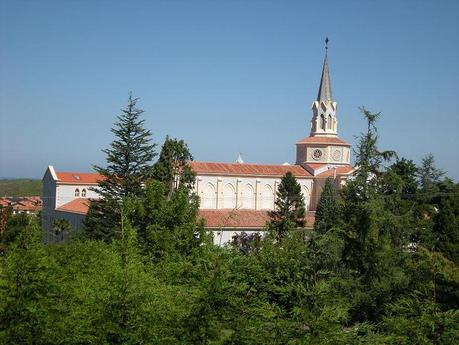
<box><xmin>312</xmin><ymin>149</ymin><xmax>323</xmax><ymax>160</ymax></box>
<box><xmin>332</xmin><ymin>149</ymin><xmax>342</xmax><ymax>161</ymax></box>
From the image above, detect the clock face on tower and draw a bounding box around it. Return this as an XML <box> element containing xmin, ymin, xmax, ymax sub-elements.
<box><xmin>312</xmin><ymin>149</ymin><xmax>323</xmax><ymax>161</ymax></box>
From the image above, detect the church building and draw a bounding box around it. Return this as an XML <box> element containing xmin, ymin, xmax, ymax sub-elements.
<box><xmin>42</xmin><ymin>46</ymin><xmax>353</xmax><ymax>244</ymax></box>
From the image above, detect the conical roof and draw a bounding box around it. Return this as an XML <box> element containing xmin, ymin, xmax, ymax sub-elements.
<box><xmin>317</xmin><ymin>52</ymin><xmax>333</xmax><ymax>102</ymax></box>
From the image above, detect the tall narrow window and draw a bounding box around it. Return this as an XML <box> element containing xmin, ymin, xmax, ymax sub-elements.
<box><xmin>328</xmin><ymin>114</ymin><xmax>332</xmax><ymax>129</ymax></box>
<box><xmin>320</xmin><ymin>114</ymin><xmax>326</xmax><ymax>130</ymax></box>
<box><xmin>74</xmin><ymin>188</ymin><xmax>80</xmax><ymax>197</ymax></box>
<box><xmin>81</xmin><ymin>189</ymin><xmax>87</xmax><ymax>197</ymax></box>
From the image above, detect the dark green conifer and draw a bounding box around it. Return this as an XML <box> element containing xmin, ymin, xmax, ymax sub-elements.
<box><xmin>268</xmin><ymin>172</ymin><xmax>305</xmax><ymax>241</ymax></box>
<box><xmin>314</xmin><ymin>178</ymin><xmax>341</xmax><ymax>234</ymax></box>
<box><xmin>388</xmin><ymin>158</ymin><xmax>419</xmax><ymax>196</ymax></box>
<box><xmin>84</xmin><ymin>93</ymin><xmax>156</xmax><ymax>242</ymax></box>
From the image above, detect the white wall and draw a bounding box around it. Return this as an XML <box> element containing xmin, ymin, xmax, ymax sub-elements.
<box><xmin>55</xmin><ymin>184</ymin><xmax>100</xmax><ymax>208</ymax></box>
<box><xmin>195</xmin><ymin>174</ymin><xmax>314</xmax><ymax>211</ymax></box>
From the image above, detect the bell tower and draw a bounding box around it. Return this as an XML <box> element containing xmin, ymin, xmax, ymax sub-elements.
<box><xmin>296</xmin><ymin>39</ymin><xmax>351</xmax><ymax>169</ymax></box>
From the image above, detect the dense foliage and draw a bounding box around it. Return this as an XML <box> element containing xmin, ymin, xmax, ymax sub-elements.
<box><xmin>1</xmin><ymin>107</ymin><xmax>458</xmax><ymax>344</ymax></box>
<box><xmin>151</xmin><ymin>136</ymin><xmax>196</xmax><ymax>198</ymax></box>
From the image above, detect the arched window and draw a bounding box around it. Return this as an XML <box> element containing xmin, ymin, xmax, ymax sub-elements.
<box><xmin>328</xmin><ymin>114</ymin><xmax>332</xmax><ymax>129</ymax></box>
<box><xmin>320</xmin><ymin>114</ymin><xmax>326</xmax><ymax>130</ymax></box>
<box><xmin>302</xmin><ymin>185</ymin><xmax>311</xmax><ymax>211</ymax></box>
<box><xmin>81</xmin><ymin>189</ymin><xmax>87</xmax><ymax>197</ymax></box>
<box><xmin>262</xmin><ymin>184</ymin><xmax>274</xmax><ymax>210</ymax></box>
<box><xmin>74</xmin><ymin>188</ymin><xmax>80</xmax><ymax>197</ymax></box>
<box><xmin>201</xmin><ymin>183</ymin><xmax>216</xmax><ymax>209</ymax></box>
<box><xmin>242</xmin><ymin>184</ymin><xmax>255</xmax><ymax>209</ymax></box>
<box><xmin>222</xmin><ymin>183</ymin><xmax>236</xmax><ymax>209</ymax></box>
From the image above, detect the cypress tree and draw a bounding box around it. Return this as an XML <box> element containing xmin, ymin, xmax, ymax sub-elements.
<box><xmin>84</xmin><ymin>93</ymin><xmax>156</xmax><ymax>242</ymax></box>
<box><xmin>314</xmin><ymin>178</ymin><xmax>341</xmax><ymax>234</ymax></box>
<box><xmin>269</xmin><ymin>172</ymin><xmax>305</xmax><ymax>241</ymax></box>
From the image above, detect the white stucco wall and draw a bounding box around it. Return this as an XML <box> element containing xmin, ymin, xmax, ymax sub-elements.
<box><xmin>55</xmin><ymin>184</ymin><xmax>100</xmax><ymax>208</ymax></box>
<box><xmin>195</xmin><ymin>174</ymin><xmax>314</xmax><ymax>211</ymax></box>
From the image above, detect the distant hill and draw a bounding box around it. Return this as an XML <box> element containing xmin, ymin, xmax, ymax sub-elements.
<box><xmin>0</xmin><ymin>179</ymin><xmax>42</xmax><ymax>197</ymax></box>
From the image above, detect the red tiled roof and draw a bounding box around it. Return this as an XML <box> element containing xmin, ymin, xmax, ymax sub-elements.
<box><xmin>56</xmin><ymin>172</ymin><xmax>104</xmax><ymax>184</ymax></box>
<box><xmin>198</xmin><ymin>209</ymin><xmax>315</xmax><ymax>229</ymax></box>
<box><xmin>296</xmin><ymin>136</ymin><xmax>350</xmax><ymax>146</ymax></box>
<box><xmin>0</xmin><ymin>196</ymin><xmax>42</xmax><ymax>213</ymax></box>
<box><xmin>56</xmin><ymin>198</ymin><xmax>91</xmax><ymax>214</ymax></box>
<box><xmin>189</xmin><ymin>161</ymin><xmax>311</xmax><ymax>177</ymax></box>
<box><xmin>302</xmin><ymin>163</ymin><xmax>354</xmax><ymax>177</ymax></box>
<box><xmin>317</xmin><ymin>165</ymin><xmax>354</xmax><ymax>177</ymax></box>
<box><xmin>54</xmin><ymin>199</ymin><xmax>316</xmax><ymax>229</ymax></box>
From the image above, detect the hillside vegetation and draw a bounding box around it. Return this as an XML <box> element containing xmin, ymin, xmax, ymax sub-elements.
<box><xmin>0</xmin><ymin>179</ymin><xmax>42</xmax><ymax>197</ymax></box>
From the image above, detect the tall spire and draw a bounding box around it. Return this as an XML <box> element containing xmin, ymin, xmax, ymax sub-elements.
<box><xmin>317</xmin><ymin>37</ymin><xmax>333</xmax><ymax>102</ymax></box>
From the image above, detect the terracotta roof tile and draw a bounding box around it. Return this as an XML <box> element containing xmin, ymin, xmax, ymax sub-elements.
<box><xmin>198</xmin><ymin>209</ymin><xmax>315</xmax><ymax>229</ymax></box>
<box><xmin>55</xmin><ymin>172</ymin><xmax>104</xmax><ymax>184</ymax></box>
<box><xmin>0</xmin><ymin>196</ymin><xmax>42</xmax><ymax>213</ymax></box>
<box><xmin>317</xmin><ymin>166</ymin><xmax>354</xmax><ymax>177</ymax></box>
<box><xmin>54</xmin><ymin>199</ymin><xmax>317</xmax><ymax>229</ymax></box>
<box><xmin>189</xmin><ymin>162</ymin><xmax>311</xmax><ymax>177</ymax></box>
<box><xmin>296</xmin><ymin>136</ymin><xmax>350</xmax><ymax>146</ymax></box>
<box><xmin>56</xmin><ymin>198</ymin><xmax>91</xmax><ymax>214</ymax></box>
<box><xmin>302</xmin><ymin>163</ymin><xmax>354</xmax><ymax>177</ymax></box>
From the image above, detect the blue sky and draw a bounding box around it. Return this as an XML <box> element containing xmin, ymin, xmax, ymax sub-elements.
<box><xmin>1</xmin><ymin>0</ymin><xmax>458</xmax><ymax>180</ymax></box>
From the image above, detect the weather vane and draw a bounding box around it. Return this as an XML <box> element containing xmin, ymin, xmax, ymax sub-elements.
<box><xmin>325</xmin><ymin>37</ymin><xmax>329</xmax><ymax>51</ymax></box>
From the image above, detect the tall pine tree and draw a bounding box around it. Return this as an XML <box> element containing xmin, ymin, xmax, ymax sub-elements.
<box><xmin>268</xmin><ymin>172</ymin><xmax>305</xmax><ymax>241</ymax></box>
<box><xmin>314</xmin><ymin>178</ymin><xmax>341</xmax><ymax>235</ymax></box>
<box><xmin>352</xmin><ymin>107</ymin><xmax>397</xmax><ymax>200</ymax></box>
<box><xmin>84</xmin><ymin>93</ymin><xmax>156</xmax><ymax>242</ymax></box>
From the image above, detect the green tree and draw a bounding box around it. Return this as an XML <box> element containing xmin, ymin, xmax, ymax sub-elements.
<box><xmin>352</xmin><ymin>107</ymin><xmax>397</xmax><ymax>199</ymax></box>
<box><xmin>128</xmin><ymin>180</ymin><xmax>207</xmax><ymax>261</ymax></box>
<box><xmin>52</xmin><ymin>218</ymin><xmax>71</xmax><ymax>241</ymax></box>
<box><xmin>314</xmin><ymin>178</ymin><xmax>341</xmax><ymax>235</ymax></box>
<box><xmin>432</xmin><ymin>181</ymin><xmax>459</xmax><ymax>266</ymax></box>
<box><xmin>151</xmin><ymin>136</ymin><xmax>195</xmax><ymax>198</ymax></box>
<box><xmin>84</xmin><ymin>93</ymin><xmax>156</xmax><ymax>242</ymax></box>
<box><xmin>268</xmin><ymin>172</ymin><xmax>305</xmax><ymax>241</ymax></box>
<box><xmin>182</xmin><ymin>255</ymin><xmax>235</xmax><ymax>345</ymax></box>
<box><xmin>388</xmin><ymin>158</ymin><xmax>419</xmax><ymax>196</ymax></box>
<box><xmin>0</xmin><ymin>212</ymin><xmax>31</xmax><ymax>252</ymax></box>
<box><xmin>340</xmin><ymin>108</ymin><xmax>410</xmax><ymax>323</ymax></box>
<box><xmin>418</xmin><ymin>153</ymin><xmax>445</xmax><ymax>194</ymax></box>
<box><xmin>0</xmin><ymin>221</ymin><xmax>57</xmax><ymax>344</ymax></box>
